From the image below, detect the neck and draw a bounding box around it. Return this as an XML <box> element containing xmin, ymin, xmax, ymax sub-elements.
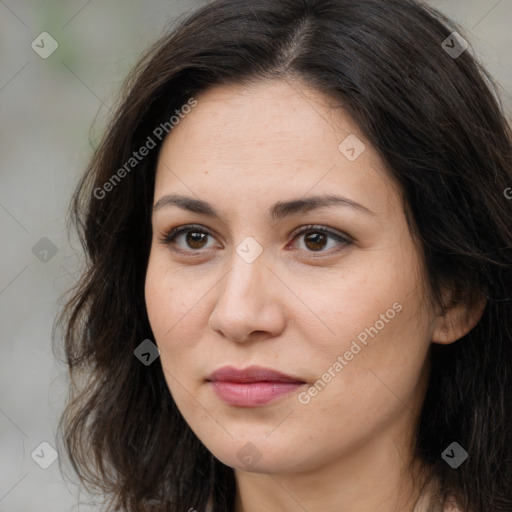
<box><xmin>233</xmin><ymin>436</ymin><xmax>432</xmax><ymax>512</ymax></box>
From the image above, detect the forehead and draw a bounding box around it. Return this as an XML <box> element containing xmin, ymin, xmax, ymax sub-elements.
<box><xmin>154</xmin><ymin>80</ymin><xmax>399</xmax><ymax>218</ymax></box>
<box><xmin>159</xmin><ymin>80</ymin><xmax>354</xmax><ymax>162</ymax></box>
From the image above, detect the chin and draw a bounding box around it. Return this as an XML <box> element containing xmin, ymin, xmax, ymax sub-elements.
<box><xmin>204</xmin><ymin>437</ymin><xmax>312</xmax><ymax>475</ymax></box>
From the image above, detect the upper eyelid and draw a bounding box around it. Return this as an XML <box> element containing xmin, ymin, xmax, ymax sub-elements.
<box><xmin>163</xmin><ymin>224</ymin><xmax>217</xmax><ymax>241</ymax></box>
<box><xmin>289</xmin><ymin>224</ymin><xmax>352</xmax><ymax>242</ymax></box>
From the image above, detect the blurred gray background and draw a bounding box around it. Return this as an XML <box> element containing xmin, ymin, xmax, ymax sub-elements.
<box><xmin>1</xmin><ymin>1</ymin><xmax>511</xmax><ymax>511</ymax></box>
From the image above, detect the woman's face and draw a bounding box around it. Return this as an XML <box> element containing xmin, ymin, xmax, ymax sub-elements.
<box><xmin>145</xmin><ymin>79</ymin><xmax>438</xmax><ymax>476</ymax></box>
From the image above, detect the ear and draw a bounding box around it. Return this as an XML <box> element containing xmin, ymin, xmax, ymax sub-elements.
<box><xmin>432</xmin><ymin>289</ymin><xmax>487</xmax><ymax>344</ymax></box>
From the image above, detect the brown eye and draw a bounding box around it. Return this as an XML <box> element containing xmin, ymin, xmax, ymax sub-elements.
<box><xmin>185</xmin><ymin>231</ymin><xmax>209</xmax><ymax>249</ymax></box>
<box><xmin>303</xmin><ymin>232</ymin><xmax>328</xmax><ymax>251</ymax></box>
<box><xmin>160</xmin><ymin>225</ymin><xmax>218</xmax><ymax>253</ymax></box>
<box><xmin>288</xmin><ymin>225</ymin><xmax>352</xmax><ymax>256</ymax></box>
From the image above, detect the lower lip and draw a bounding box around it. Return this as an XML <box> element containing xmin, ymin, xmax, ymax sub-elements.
<box><xmin>208</xmin><ymin>381</ymin><xmax>304</xmax><ymax>407</ymax></box>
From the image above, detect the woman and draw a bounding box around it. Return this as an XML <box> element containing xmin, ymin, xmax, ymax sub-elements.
<box><xmin>56</xmin><ymin>0</ymin><xmax>512</xmax><ymax>511</ymax></box>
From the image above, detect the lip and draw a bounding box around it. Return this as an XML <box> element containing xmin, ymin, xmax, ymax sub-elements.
<box><xmin>207</xmin><ymin>365</ymin><xmax>304</xmax><ymax>384</ymax></box>
<box><xmin>206</xmin><ymin>365</ymin><xmax>306</xmax><ymax>407</ymax></box>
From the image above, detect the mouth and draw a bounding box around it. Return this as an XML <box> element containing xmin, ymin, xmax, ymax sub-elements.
<box><xmin>206</xmin><ymin>365</ymin><xmax>306</xmax><ymax>407</ymax></box>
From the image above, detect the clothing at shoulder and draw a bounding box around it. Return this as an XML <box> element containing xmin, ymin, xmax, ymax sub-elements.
<box><xmin>413</xmin><ymin>477</ymin><xmax>465</xmax><ymax>512</ymax></box>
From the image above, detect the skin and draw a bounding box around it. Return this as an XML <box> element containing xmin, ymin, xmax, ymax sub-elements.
<box><xmin>144</xmin><ymin>79</ymin><xmax>482</xmax><ymax>512</ymax></box>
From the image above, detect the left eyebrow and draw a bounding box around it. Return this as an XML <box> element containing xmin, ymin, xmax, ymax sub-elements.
<box><xmin>152</xmin><ymin>193</ymin><xmax>376</xmax><ymax>219</ymax></box>
<box><xmin>269</xmin><ymin>194</ymin><xmax>375</xmax><ymax>219</ymax></box>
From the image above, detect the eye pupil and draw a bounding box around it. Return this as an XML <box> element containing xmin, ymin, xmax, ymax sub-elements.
<box><xmin>186</xmin><ymin>231</ymin><xmax>207</xmax><ymax>249</ymax></box>
<box><xmin>305</xmin><ymin>232</ymin><xmax>327</xmax><ymax>251</ymax></box>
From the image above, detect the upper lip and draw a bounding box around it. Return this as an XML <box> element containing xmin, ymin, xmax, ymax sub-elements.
<box><xmin>207</xmin><ymin>365</ymin><xmax>305</xmax><ymax>383</ymax></box>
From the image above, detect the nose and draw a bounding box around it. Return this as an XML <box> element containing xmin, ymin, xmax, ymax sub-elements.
<box><xmin>208</xmin><ymin>251</ymin><xmax>287</xmax><ymax>343</ymax></box>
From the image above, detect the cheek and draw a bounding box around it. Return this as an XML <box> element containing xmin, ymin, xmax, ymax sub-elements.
<box><xmin>302</xmin><ymin>250</ymin><xmax>432</xmax><ymax>392</ymax></box>
<box><xmin>145</xmin><ymin>252</ymin><xmax>186</xmax><ymax>352</ymax></box>
<box><xmin>144</xmin><ymin>256</ymin><xmax>197</xmax><ymax>400</ymax></box>
<box><xmin>144</xmin><ymin>250</ymin><xmax>211</xmax><ymax>371</ymax></box>
<box><xmin>303</xmin><ymin>264</ymin><xmax>409</xmax><ymax>349</ymax></box>
<box><xmin>145</xmin><ymin>249</ymin><xmax>193</xmax><ymax>330</ymax></box>
<box><xmin>145</xmin><ymin>258</ymin><xmax>173</xmax><ymax>339</ymax></box>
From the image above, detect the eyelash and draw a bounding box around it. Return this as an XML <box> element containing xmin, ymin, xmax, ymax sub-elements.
<box><xmin>158</xmin><ymin>224</ymin><xmax>352</xmax><ymax>259</ymax></box>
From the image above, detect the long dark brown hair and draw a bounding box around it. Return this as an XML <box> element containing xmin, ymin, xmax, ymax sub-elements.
<box><xmin>55</xmin><ymin>0</ymin><xmax>512</xmax><ymax>510</ymax></box>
